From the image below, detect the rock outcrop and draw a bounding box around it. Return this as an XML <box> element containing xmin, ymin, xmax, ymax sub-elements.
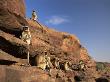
<box><xmin>0</xmin><ymin>0</ymin><xmax>109</xmax><ymax>82</ymax></box>
<box><xmin>0</xmin><ymin>0</ymin><xmax>27</xmax><ymax>37</ymax></box>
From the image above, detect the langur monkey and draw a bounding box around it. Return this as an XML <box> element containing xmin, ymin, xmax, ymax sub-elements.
<box><xmin>21</xmin><ymin>26</ymin><xmax>31</xmax><ymax>45</ymax></box>
<box><xmin>21</xmin><ymin>26</ymin><xmax>31</xmax><ymax>65</ymax></box>
<box><xmin>35</xmin><ymin>52</ymin><xmax>52</xmax><ymax>71</ymax></box>
<box><xmin>64</xmin><ymin>62</ymin><xmax>72</xmax><ymax>71</ymax></box>
<box><xmin>35</xmin><ymin>54</ymin><xmax>47</xmax><ymax>70</ymax></box>
<box><xmin>53</xmin><ymin>58</ymin><xmax>60</xmax><ymax>69</ymax></box>
<box><xmin>32</xmin><ymin>10</ymin><xmax>38</xmax><ymax>21</ymax></box>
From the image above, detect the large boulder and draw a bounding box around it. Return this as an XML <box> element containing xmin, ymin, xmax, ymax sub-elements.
<box><xmin>0</xmin><ymin>65</ymin><xmax>52</xmax><ymax>82</ymax></box>
<box><xmin>0</xmin><ymin>0</ymin><xmax>27</xmax><ymax>36</ymax></box>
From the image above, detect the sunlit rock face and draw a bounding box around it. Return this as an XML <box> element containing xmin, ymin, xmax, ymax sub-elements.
<box><xmin>0</xmin><ymin>0</ymin><xmax>27</xmax><ymax>35</ymax></box>
<box><xmin>0</xmin><ymin>0</ymin><xmax>108</xmax><ymax>82</ymax></box>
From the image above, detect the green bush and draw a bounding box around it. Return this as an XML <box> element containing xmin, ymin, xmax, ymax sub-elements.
<box><xmin>96</xmin><ymin>62</ymin><xmax>105</xmax><ymax>71</ymax></box>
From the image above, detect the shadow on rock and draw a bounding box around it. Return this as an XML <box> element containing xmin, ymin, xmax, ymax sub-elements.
<box><xmin>95</xmin><ymin>77</ymin><xmax>109</xmax><ymax>82</ymax></box>
<box><xmin>0</xmin><ymin>60</ymin><xmax>16</xmax><ymax>65</ymax></box>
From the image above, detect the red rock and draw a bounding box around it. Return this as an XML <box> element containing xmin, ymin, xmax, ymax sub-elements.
<box><xmin>0</xmin><ymin>0</ymin><xmax>107</xmax><ymax>82</ymax></box>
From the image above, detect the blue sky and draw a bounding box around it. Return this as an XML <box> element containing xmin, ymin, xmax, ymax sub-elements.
<box><xmin>25</xmin><ymin>0</ymin><xmax>110</xmax><ymax>62</ymax></box>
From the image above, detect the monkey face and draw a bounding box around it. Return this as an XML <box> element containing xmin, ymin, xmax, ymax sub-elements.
<box><xmin>23</xmin><ymin>26</ymin><xmax>29</xmax><ymax>31</ymax></box>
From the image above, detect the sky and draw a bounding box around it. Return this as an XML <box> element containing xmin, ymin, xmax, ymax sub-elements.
<box><xmin>25</xmin><ymin>0</ymin><xmax>110</xmax><ymax>62</ymax></box>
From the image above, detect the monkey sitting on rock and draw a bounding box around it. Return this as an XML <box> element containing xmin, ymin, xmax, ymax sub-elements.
<box><xmin>20</xmin><ymin>26</ymin><xmax>31</xmax><ymax>45</ymax></box>
<box><xmin>35</xmin><ymin>51</ymin><xmax>52</xmax><ymax>72</ymax></box>
<box><xmin>51</xmin><ymin>58</ymin><xmax>60</xmax><ymax>69</ymax></box>
<box><xmin>35</xmin><ymin>54</ymin><xmax>47</xmax><ymax>70</ymax></box>
<box><xmin>64</xmin><ymin>61</ymin><xmax>72</xmax><ymax>71</ymax></box>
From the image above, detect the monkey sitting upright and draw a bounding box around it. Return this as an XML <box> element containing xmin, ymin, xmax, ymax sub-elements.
<box><xmin>35</xmin><ymin>54</ymin><xmax>47</xmax><ymax>70</ymax></box>
<box><xmin>20</xmin><ymin>26</ymin><xmax>31</xmax><ymax>45</ymax></box>
<box><xmin>45</xmin><ymin>55</ymin><xmax>53</xmax><ymax>73</ymax></box>
<box><xmin>79</xmin><ymin>60</ymin><xmax>86</xmax><ymax>71</ymax></box>
<box><xmin>32</xmin><ymin>10</ymin><xmax>38</xmax><ymax>21</ymax></box>
<box><xmin>52</xmin><ymin>58</ymin><xmax>60</xmax><ymax>69</ymax></box>
<box><xmin>64</xmin><ymin>61</ymin><xmax>72</xmax><ymax>71</ymax></box>
<box><xmin>35</xmin><ymin>51</ymin><xmax>52</xmax><ymax>71</ymax></box>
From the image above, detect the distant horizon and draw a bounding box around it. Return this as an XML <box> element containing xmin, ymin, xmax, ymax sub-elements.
<box><xmin>25</xmin><ymin>0</ymin><xmax>110</xmax><ymax>63</ymax></box>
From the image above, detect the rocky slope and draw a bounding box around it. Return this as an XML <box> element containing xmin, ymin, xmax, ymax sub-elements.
<box><xmin>96</xmin><ymin>62</ymin><xmax>110</xmax><ymax>82</ymax></box>
<box><xmin>0</xmin><ymin>0</ymin><xmax>109</xmax><ymax>82</ymax></box>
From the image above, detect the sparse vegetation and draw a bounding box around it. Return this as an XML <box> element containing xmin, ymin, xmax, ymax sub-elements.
<box><xmin>96</xmin><ymin>62</ymin><xmax>105</xmax><ymax>71</ymax></box>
